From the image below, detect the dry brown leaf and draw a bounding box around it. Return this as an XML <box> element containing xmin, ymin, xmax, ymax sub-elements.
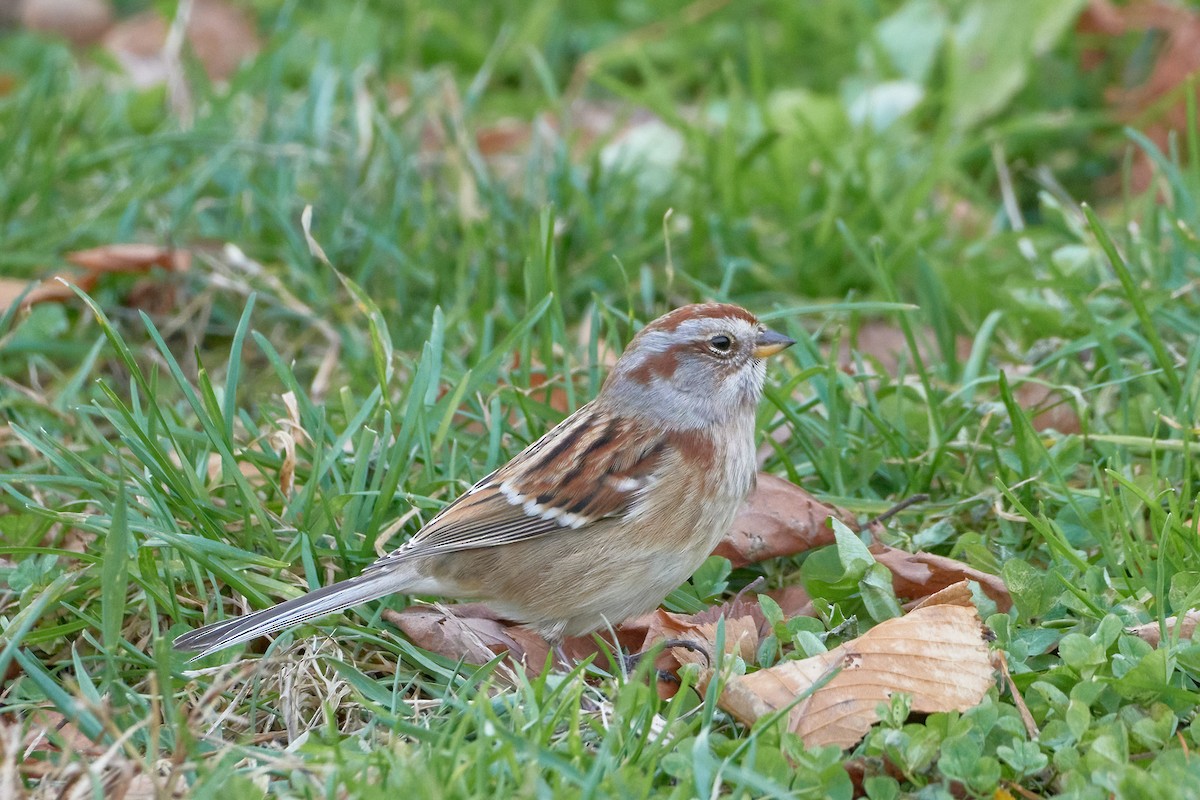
<box><xmin>382</xmin><ymin>584</ymin><xmax>811</xmax><ymax>684</ymax></box>
<box><xmin>272</xmin><ymin>429</ymin><xmax>296</xmax><ymax>499</ymax></box>
<box><xmin>183</xmin><ymin>452</ymin><xmax>262</xmax><ymax>486</ymax></box>
<box><xmin>104</xmin><ymin>0</ymin><xmax>259</xmax><ymax>85</ymax></box>
<box><xmin>66</xmin><ymin>243</ymin><xmax>189</xmax><ymax>274</ymax></box>
<box><xmin>0</xmin><ymin>274</ymin><xmax>94</xmax><ymax>312</ymax></box>
<box><xmin>14</xmin><ymin>710</ymin><xmax>102</xmax><ymax>758</ymax></box>
<box><xmin>632</xmin><ymin>591</ymin><xmax>773</xmax><ymax>681</ymax></box>
<box><xmin>835</xmin><ymin>320</ymin><xmax>920</xmax><ymax>375</ymax></box>
<box><xmin>1078</xmin><ymin>0</ymin><xmax>1200</xmax><ymax>193</ymax></box>
<box><xmin>715</xmin><ymin>474</ymin><xmax>859</xmax><ymax>568</ymax></box>
<box><xmin>0</xmin><ymin>244</ymin><xmax>188</xmax><ymax>315</ymax></box>
<box><xmin>124</xmin><ymin>277</ymin><xmax>180</xmax><ymax>315</ymax></box>
<box><xmin>833</xmin><ymin>320</ymin><xmax>972</xmax><ymax>377</ymax></box>
<box><xmin>561</xmin><ymin>101</ymin><xmax>660</xmax><ymax>153</ymax></box>
<box><xmin>523</xmin><ymin>367</ymin><xmax>571</xmax><ymax>416</ymax></box>
<box><xmin>0</xmin><ymin>0</ymin><xmax>22</xmax><ymax>27</ymax></box>
<box><xmin>1127</xmin><ymin>611</ymin><xmax>1200</xmax><ymax>647</ymax></box>
<box><xmin>685</xmin><ymin>581</ymin><xmax>994</xmax><ymax>749</ymax></box>
<box><xmin>9</xmin><ymin>709</ymin><xmax>180</xmax><ymax>798</ymax></box>
<box><xmin>870</xmin><ymin>543</ymin><xmax>1012</xmax><ymax>611</ymax></box>
<box><xmin>475</xmin><ymin>118</ymin><xmax>532</xmax><ymax>157</ymax></box>
<box><xmin>1011</xmin><ymin>374</ymin><xmax>1082</xmax><ymax>435</ymax></box>
<box><xmin>383</xmin><ymin>603</ymin><xmax>554</xmax><ymax>671</ymax></box>
<box><xmin>273</xmin><ymin>393</ymin><xmax>303</xmax><ymax>499</ymax></box>
<box><xmin>20</xmin><ymin>0</ymin><xmax>113</xmax><ymax>46</ymax></box>
<box><xmin>384</xmin><ymin>601</ymin><xmax>703</xmax><ymax>677</ymax></box>
<box><xmin>106</xmin><ymin>772</ymin><xmax>162</xmax><ymax>800</ymax></box>
<box><xmin>764</xmin><ymin>584</ymin><xmax>815</xmax><ymax>619</ymax></box>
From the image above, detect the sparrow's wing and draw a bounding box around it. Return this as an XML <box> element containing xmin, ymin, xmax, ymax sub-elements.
<box><xmin>372</xmin><ymin>403</ymin><xmax>668</xmax><ymax>565</ymax></box>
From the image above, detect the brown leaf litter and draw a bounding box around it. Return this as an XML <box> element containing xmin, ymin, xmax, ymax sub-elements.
<box><xmin>1127</xmin><ymin>611</ymin><xmax>1200</xmax><ymax>647</ymax></box>
<box><xmin>715</xmin><ymin>473</ymin><xmax>861</xmax><ymax>568</ymax></box>
<box><xmin>869</xmin><ymin>543</ymin><xmax>1012</xmax><ymax>612</ymax></box>
<box><xmin>104</xmin><ymin>0</ymin><xmax>260</xmax><ymax>86</ymax></box>
<box><xmin>1078</xmin><ymin>0</ymin><xmax>1200</xmax><ymax>193</ymax></box>
<box><xmin>384</xmin><ymin>573</ymin><xmax>1000</xmax><ymax>748</ymax></box>
<box><xmin>0</xmin><ymin>244</ymin><xmax>189</xmax><ymax>315</ymax></box>
<box><xmin>673</xmin><ymin>581</ymin><xmax>996</xmax><ymax>749</ymax></box>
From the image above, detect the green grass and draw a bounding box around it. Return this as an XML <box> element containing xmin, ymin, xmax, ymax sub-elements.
<box><xmin>3</xmin><ymin>0</ymin><xmax>1200</xmax><ymax>797</ymax></box>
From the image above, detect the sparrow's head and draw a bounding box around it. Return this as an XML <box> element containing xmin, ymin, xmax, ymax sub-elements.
<box><xmin>601</xmin><ymin>303</ymin><xmax>794</xmax><ymax>429</ymax></box>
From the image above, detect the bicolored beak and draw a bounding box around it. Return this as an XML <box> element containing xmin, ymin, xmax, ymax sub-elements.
<box><xmin>754</xmin><ymin>327</ymin><xmax>795</xmax><ymax>359</ymax></box>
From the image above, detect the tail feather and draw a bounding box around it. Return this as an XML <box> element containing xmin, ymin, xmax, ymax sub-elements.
<box><xmin>174</xmin><ymin>571</ymin><xmax>402</xmax><ymax>660</ymax></box>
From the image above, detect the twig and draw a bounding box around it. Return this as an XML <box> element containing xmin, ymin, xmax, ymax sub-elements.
<box><xmin>867</xmin><ymin>494</ymin><xmax>930</xmax><ymax>528</ymax></box>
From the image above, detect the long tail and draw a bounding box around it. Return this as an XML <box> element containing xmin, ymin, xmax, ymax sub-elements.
<box><xmin>173</xmin><ymin>569</ymin><xmax>407</xmax><ymax>660</ymax></box>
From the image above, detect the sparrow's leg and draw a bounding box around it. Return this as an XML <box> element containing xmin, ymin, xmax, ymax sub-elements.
<box><xmin>552</xmin><ymin>642</ymin><xmax>571</xmax><ymax>671</ymax></box>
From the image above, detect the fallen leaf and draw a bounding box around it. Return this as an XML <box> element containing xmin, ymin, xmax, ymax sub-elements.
<box><xmin>833</xmin><ymin>320</ymin><xmax>972</xmax><ymax>377</ymax></box>
<box><xmin>1127</xmin><ymin>611</ymin><xmax>1200</xmax><ymax>647</ymax></box>
<box><xmin>636</xmin><ymin>590</ymin><xmax>775</xmax><ymax>676</ymax></box>
<box><xmin>383</xmin><ymin>583</ymin><xmax>812</xmax><ymax>684</ymax></box>
<box><xmin>0</xmin><ymin>0</ymin><xmax>19</xmax><ymax>27</ymax></box>
<box><xmin>870</xmin><ymin>543</ymin><xmax>1012</xmax><ymax>611</ymax></box>
<box><xmin>384</xmin><ymin>602</ymin><xmax>675</xmax><ymax>677</ymax></box>
<box><xmin>66</xmin><ymin>243</ymin><xmax>189</xmax><ymax>274</ymax></box>
<box><xmin>0</xmin><ymin>274</ymin><xmax>95</xmax><ymax>312</ymax></box>
<box><xmin>523</xmin><ymin>365</ymin><xmax>571</xmax><ymax>416</ymax></box>
<box><xmin>714</xmin><ymin>473</ymin><xmax>861</xmax><ymax>568</ymax></box>
<box><xmin>1084</xmin><ymin>0</ymin><xmax>1200</xmax><ymax>117</ymax></box>
<box><xmin>383</xmin><ymin>603</ymin><xmax>556</xmax><ymax>672</ymax></box>
<box><xmin>124</xmin><ymin>278</ymin><xmax>180</xmax><ymax>315</ymax></box>
<box><xmin>168</xmin><ymin>452</ymin><xmax>264</xmax><ymax>487</ymax></box>
<box><xmin>109</xmin><ymin>772</ymin><xmax>163</xmax><ymax>800</ymax></box>
<box><xmin>684</xmin><ymin>581</ymin><xmax>995</xmax><ymax>749</ymax></box>
<box><xmin>561</xmin><ymin>100</ymin><xmax>651</xmax><ymax>152</ymax></box>
<box><xmin>11</xmin><ymin>710</ymin><xmax>102</xmax><ymax>759</ymax></box>
<box><xmin>764</xmin><ymin>584</ymin><xmax>815</xmax><ymax>618</ymax></box>
<box><xmin>1011</xmin><ymin>372</ymin><xmax>1083</xmax><ymax>434</ymax></box>
<box><xmin>104</xmin><ymin>0</ymin><xmax>259</xmax><ymax>86</ymax></box>
<box><xmin>475</xmin><ymin>117</ymin><xmax>531</xmax><ymax>157</ymax></box>
<box><xmin>1078</xmin><ymin>0</ymin><xmax>1200</xmax><ymax>193</ymax></box>
<box><xmin>835</xmin><ymin>319</ymin><xmax>921</xmax><ymax>375</ymax></box>
<box><xmin>0</xmin><ymin>245</ymin><xmax>188</xmax><ymax>315</ymax></box>
<box><xmin>20</xmin><ymin>0</ymin><xmax>112</xmax><ymax>46</ymax></box>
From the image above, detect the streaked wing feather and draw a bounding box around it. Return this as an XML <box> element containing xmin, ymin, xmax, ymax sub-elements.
<box><xmin>373</xmin><ymin>403</ymin><xmax>665</xmax><ymax>564</ymax></box>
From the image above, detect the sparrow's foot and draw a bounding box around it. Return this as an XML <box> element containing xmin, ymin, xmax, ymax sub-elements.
<box><xmin>619</xmin><ymin>638</ymin><xmax>711</xmax><ymax>683</ymax></box>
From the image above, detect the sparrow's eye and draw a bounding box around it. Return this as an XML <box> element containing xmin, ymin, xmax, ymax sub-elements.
<box><xmin>708</xmin><ymin>334</ymin><xmax>733</xmax><ymax>353</ymax></box>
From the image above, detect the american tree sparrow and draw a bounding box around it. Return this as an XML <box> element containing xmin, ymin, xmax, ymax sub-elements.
<box><xmin>175</xmin><ymin>303</ymin><xmax>794</xmax><ymax>659</ymax></box>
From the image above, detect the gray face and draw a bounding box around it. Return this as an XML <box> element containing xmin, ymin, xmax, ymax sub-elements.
<box><xmin>602</xmin><ymin>315</ymin><xmax>769</xmax><ymax>430</ymax></box>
